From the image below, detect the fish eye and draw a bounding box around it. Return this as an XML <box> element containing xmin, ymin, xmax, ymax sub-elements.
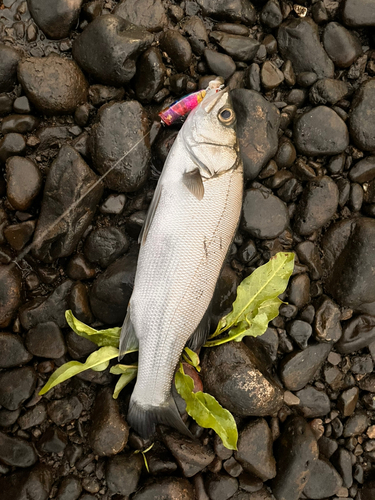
<box><xmin>219</xmin><ymin>107</ymin><xmax>235</xmax><ymax>125</ymax></box>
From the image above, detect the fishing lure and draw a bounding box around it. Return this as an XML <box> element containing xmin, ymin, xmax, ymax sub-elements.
<box><xmin>159</xmin><ymin>77</ymin><xmax>224</xmax><ymax>126</ymax></box>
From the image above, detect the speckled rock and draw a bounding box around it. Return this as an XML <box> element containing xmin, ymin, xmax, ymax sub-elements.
<box><xmin>197</xmin><ymin>0</ymin><xmax>256</xmax><ymax>25</ymax></box>
<box><xmin>27</xmin><ymin>0</ymin><xmax>83</xmax><ymax>39</ymax></box>
<box><xmin>84</xmin><ymin>227</ymin><xmax>129</xmax><ymax>268</ymax></box>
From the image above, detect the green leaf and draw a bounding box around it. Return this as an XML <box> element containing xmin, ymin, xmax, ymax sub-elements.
<box><xmin>111</xmin><ymin>364</ymin><xmax>138</xmax><ymax>399</ymax></box>
<box><xmin>206</xmin><ymin>252</ymin><xmax>294</xmax><ymax>346</ymax></box>
<box><xmin>39</xmin><ymin>346</ymin><xmax>119</xmax><ymax>395</ymax></box>
<box><xmin>110</xmin><ymin>364</ymin><xmax>138</xmax><ymax>375</ymax></box>
<box><xmin>65</xmin><ymin>310</ymin><xmax>122</xmax><ymax>348</ymax></box>
<box><xmin>182</xmin><ymin>347</ymin><xmax>201</xmax><ymax>372</ymax></box>
<box><xmin>175</xmin><ymin>364</ymin><xmax>238</xmax><ymax>450</ymax></box>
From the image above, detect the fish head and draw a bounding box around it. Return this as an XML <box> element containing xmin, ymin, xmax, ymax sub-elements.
<box><xmin>183</xmin><ymin>89</ymin><xmax>241</xmax><ymax>178</ymax></box>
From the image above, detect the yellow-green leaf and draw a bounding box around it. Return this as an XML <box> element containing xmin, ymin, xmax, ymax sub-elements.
<box><xmin>65</xmin><ymin>310</ymin><xmax>122</xmax><ymax>348</ymax></box>
<box><xmin>39</xmin><ymin>346</ymin><xmax>119</xmax><ymax>395</ymax></box>
<box><xmin>175</xmin><ymin>364</ymin><xmax>238</xmax><ymax>450</ymax></box>
<box><xmin>111</xmin><ymin>364</ymin><xmax>138</xmax><ymax>399</ymax></box>
<box><xmin>182</xmin><ymin>347</ymin><xmax>201</xmax><ymax>372</ymax></box>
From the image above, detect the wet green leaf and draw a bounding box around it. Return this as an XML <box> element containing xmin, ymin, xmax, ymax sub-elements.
<box><xmin>113</xmin><ymin>367</ymin><xmax>138</xmax><ymax>399</ymax></box>
<box><xmin>65</xmin><ymin>310</ymin><xmax>122</xmax><ymax>348</ymax></box>
<box><xmin>175</xmin><ymin>364</ymin><xmax>238</xmax><ymax>450</ymax></box>
<box><xmin>182</xmin><ymin>347</ymin><xmax>201</xmax><ymax>372</ymax></box>
<box><xmin>39</xmin><ymin>346</ymin><xmax>119</xmax><ymax>395</ymax></box>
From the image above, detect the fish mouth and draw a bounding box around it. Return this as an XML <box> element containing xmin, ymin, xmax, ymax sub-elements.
<box><xmin>202</xmin><ymin>87</ymin><xmax>230</xmax><ymax>114</ymax></box>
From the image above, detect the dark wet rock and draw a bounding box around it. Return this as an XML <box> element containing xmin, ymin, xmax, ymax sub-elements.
<box><xmin>245</xmin><ymin>63</ymin><xmax>261</xmax><ymax>92</ymax></box>
<box><xmin>351</xmin><ymin>354</ymin><xmax>373</xmax><ymax>373</ymax></box>
<box><xmin>261</xmin><ymin>61</ymin><xmax>284</xmax><ymax>90</ymax></box>
<box><xmin>202</xmin><ymin>342</ymin><xmax>283</xmax><ymax>417</ymax></box>
<box><xmin>162</xmin><ymin>428</ymin><xmax>215</xmax><ymax>477</ymax></box>
<box><xmin>323</xmin><ymin>22</ymin><xmax>362</xmax><ymax>68</ymax></box>
<box><xmin>6</xmin><ymin>156</ymin><xmax>42</xmax><ymax>211</ymax></box>
<box><xmin>294</xmin><ymin>177</ymin><xmax>339</xmax><ymax>236</ymax></box>
<box><xmin>38</xmin><ymin>427</ymin><xmax>67</xmax><ymax>454</ymax></box>
<box><xmin>106</xmin><ymin>453</ymin><xmax>143</xmax><ymax>496</ymax></box>
<box><xmin>13</xmin><ymin>96</ymin><xmax>31</xmax><ymax>114</ymax></box>
<box><xmin>331</xmin><ymin>448</ymin><xmax>353</xmax><ymax>488</ymax></box>
<box><xmin>73</xmin><ymin>15</ymin><xmax>154</xmax><ymax>86</ymax></box>
<box><xmin>0</xmin><ymin>432</ymin><xmax>37</xmax><ymax>468</ymax></box>
<box><xmin>69</xmin><ymin>281</ymin><xmax>93</xmax><ymax>324</ymax></box>
<box><xmin>260</xmin><ymin>0</ymin><xmax>283</xmax><ymax>29</ymax></box>
<box><xmin>294</xmin><ymin>107</ymin><xmax>349</xmax><ymax>156</ymax></box>
<box><xmin>272</xmin><ymin>416</ymin><xmax>318</xmax><ymax>500</ymax></box>
<box><xmin>0</xmin><ymin>95</ymin><xmax>14</xmax><ymax>117</ymax></box>
<box><xmin>349</xmin><ymin>79</ymin><xmax>375</xmax><ymax>152</ymax></box>
<box><xmin>295</xmin><ymin>386</ymin><xmax>330</xmax><ymax>418</ymax></box>
<box><xmin>160</xmin><ymin>30</ymin><xmax>192</xmax><ymax>72</ymax></box>
<box><xmin>314</xmin><ymin>297</ymin><xmax>342</xmax><ymax>343</ymax></box>
<box><xmin>135</xmin><ymin>47</ymin><xmax>165</xmax><ymax>102</ymax></box>
<box><xmin>89</xmin><ymin>100</ymin><xmax>150</xmax><ymax>192</ymax></box>
<box><xmin>0</xmin><ymin>45</ymin><xmax>21</xmax><ymax>93</ymax></box>
<box><xmin>361</xmin><ymin>481</ymin><xmax>375</xmax><ymax>500</ymax></box>
<box><xmin>197</xmin><ymin>0</ymin><xmax>256</xmax><ymax>25</ymax></box>
<box><xmin>280</xmin><ymin>343</ymin><xmax>332</xmax><ymax>391</ymax></box>
<box><xmin>20</xmin><ymin>280</ymin><xmax>73</xmax><ymax>330</ymax></box>
<box><xmin>309</xmin><ymin>79</ymin><xmax>348</xmax><ymax>106</ymax></box>
<box><xmin>146</xmin><ymin>442</ymin><xmax>178</xmax><ymax>475</ymax></box>
<box><xmin>288</xmin><ymin>274</ymin><xmax>310</xmax><ymax>309</ymax></box>
<box><xmin>204</xmin><ymin>50</ymin><xmax>236</xmax><ymax>80</ymax></box>
<box><xmin>223</xmin><ymin>457</ymin><xmax>243</xmax><ymax>477</ymax></box>
<box><xmin>342</xmin><ymin>0</ymin><xmax>375</xmax><ymax>27</ymax></box>
<box><xmin>295</xmin><ymin>241</ymin><xmax>323</xmax><ymax>280</ymax></box>
<box><xmin>337</xmin><ymin>315</ymin><xmax>375</xmax><ymax>354</ymax></box>
<box><xmin>318</xmin><ymin>435</ymin><xmax>338</xmax><ymax>458</ymax></box>
<box><xmin>27</xmin><ymin>0</ymin><xmax>83</xmax><ymax>39</ymax></box>
<box><xmin>56</xmin><ymin>476</ymin><xmax>82</xmax><ymax>500</ymax></box>
<box><xmin>235</xmin><ymin>419</ymin><xmax>276</xmax><ymax>481</ymax></box>
<box><xmin>255</xmin><ymin>328</ymin><xmax>279</xmax><ymax>362</ymax></box>
<box><xmin>0</xmin><ymin>265</ymin><xmax>22</xmax><ymax>328</ymax></box>
<box><xmin>1</xmin><ymin>114</ymin><xmax>39</xmax><ymax>135</ymax></box>
<box><xmin>66</xmin><ymin>254</ymin><xmax>96</xmax><ymax>281</ymax></box>
<box><xmin>242</xmin><ymin>188</ymin><xmax>288</xmax><ymax>240</ymax></box>
<box><xmin>338</xmin><ymin>387</ymin><xmax>359</xmax><ymax>417</ymax></box>
<box><xmin>278</xmin><ymin>18</ymin><xmax>334</xmax><ymax>79</ymax></box>
<box><xmin>84</xmin><ymin>227</ymin><xmax>129</xmax><ymax>268</ymax></box>
<box><xmin>89</xmin><ymin>388</ymin><xmax>128</xmax><ymax>456</ymax></box>
<box><xmin>4</xmin><ymin>220</ymin><xmax>35</xmax><ymax>251</ymax></box>
<box><xmin>0</xmin><ymin>133</ymin><xmax>26</xmax><ymax>164</ymax></box>
<box><xmin>114</xmin><ymin>0</ymin><xmax>167</xmax><ymax>32</ymax></box>
<box><xmin>66</xmin><ymin>330</ymin><xmax>97</xmax><ymax>360</ymax></box>
<box><xmin>47</xmin><ymin>396</ymin><xmax>83</xmax><ymax>426</ymax></box>
<box><xmin>88</xmin><ymin>85</ymin><xmax>124</xmax><ymax>107</ymax></box>
<box><xmin>18</xmin><ymin>56</ymin><xmax>88</xmax><ymax>115</ymax></box>
<box><xmin>0</xmin><ymin>367</ymin><xmax>37</xmax><ymax>410</ymax></box>
<box><xmin>274</xmin><ymin>138</ymin><xmax>296</xmax><ymax>169</ymax></box>
<box><xmin>287</xmin><ymin>320</ymin><xmax>312</xmax><ymax>350</ymax></box>
<box><xmin>210</xmin><ymin>32</ymin><xmax>259</xmax><ymax>62</ymax></box>
<box><xmin>350</xmin><ymin>156</ymin><xmax>375</xmax><ymax>183</ymax></box>
<box><xmin>205</xmin><ymin>474</ymin><xmax>238</xmax><ymax>500</ymax></box>
<box><xmin>18</xmin><ymin>403</ymin><xmax>47</xmax><ymax>430</ymax></box>
<box><xmin>303</xmin><ymin>457</ymin><xmax>342</xmax><ymax>499</ymax></box>
<box><xmin>133</xmin><ymin>477</ymin><xmax>194</xmax><ymax>500</ymax></box>
<box><xmin>0</xmin><ymin>408</ymin><xmax>20</xmax><ymax>427</ymax></box>
<box><xmin>182</xmin><ymin>16</ymin><xmax>208</xmax><ymax>56</ymax></box>
<box><xmin>214</xmin><ymin>435</ymin><xmax>233</xmax><ymax>461</ymax></box>
<box><xmin>231</xmin><ymin>89</ymin><xmax>280</xmax><ymax>180</ymax></box>
<box><xmin>0</xmin><ymin>332</ymin><xmax>31</xmax><ymax>368</ymax></box>
<box><xmin>325</xmin><ymin>218</ymin><xmax>375</xmax><ymax>314</ymax></box>
<box><xmin>343</xmin><ymin>412</ymin><xmax>369</xmax><ymax>437</ymax></box>
<box><xmin>0</xmin><ymin>463</ymin><xmax>53</xmax><ymax>500</ymax></box>
<box><xmin>32</xmin><ymin>146</ymin><xmax>103</xmax><ymax>262</ymax></box>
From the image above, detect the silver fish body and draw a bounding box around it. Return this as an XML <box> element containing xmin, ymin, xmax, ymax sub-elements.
<box><xmin>120</xmin><ymin>89</ymin><xmax>243</xmax><ymax>437</ymax></box>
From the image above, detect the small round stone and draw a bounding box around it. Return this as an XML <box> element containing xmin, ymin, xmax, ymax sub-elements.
<box><xmin>6</xmin><ymin>157</ymin><xmax>42</xmax><ymax>211</ymax></box>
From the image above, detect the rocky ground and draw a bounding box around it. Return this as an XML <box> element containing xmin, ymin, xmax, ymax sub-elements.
<box><xmin>0</xmin><ymin>0</ymin><xmax>375</xmax><ymax>499</ymax></box>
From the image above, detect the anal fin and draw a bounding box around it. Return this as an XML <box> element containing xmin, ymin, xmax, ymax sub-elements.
<box><xmin>119</xmin><ymin>308</ymin><xmax>139</xmax><ymax>360</ymax></box>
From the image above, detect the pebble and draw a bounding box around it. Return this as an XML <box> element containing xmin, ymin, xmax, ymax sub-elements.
<box><xmin>66</xmin><ymin>254</ymin><xmax>96</xmax><ymax>281</ymax></box>
<box><xmin>351</xmin><ymin>354</ymin><xmax>373</xmax><ymax>373</ymax></box>
<box><xmin>0</xmin><ymin>408</ymin><xmax>21</xmax><ymax>428</ymax></box>
<box><xmin>6</xmin><ymin>156</ymin><xmax>42</xmax><ymax>211</ymax></box>
<box><xmin>32</xmin><ymin>145</ymin><xmax>103</xmax><ymax>262</ymax></box>
<box><xmin>27</xmin><ymin>0</ymin><xmax>83</xmax><ymax>39</ymax></box>
<box><xmin>73</xmin><ymin>15</ymin><xmax>154</xmax><ymax>85</ymax></box>
<box><xmin>343</xmin><ymin>412</ymin><xmax>369</xmax><ymax>437</ymax></box>
<box><xmin>4</xmin><ymin>220</ymin><xmax>36</xmax><ymax>251</ymax></box>
<box><xmin>287</xmin><ymin>320</ymin><xmax>312</xmax><ymax>349</ymax></box>
<box><xmin>66</xmin><ymin>329</ymin><xmax>97</xmax><ymax>360</ymax></box>
<box><xmin>1</xmin><ymin>114</ymin><xmax>39</xmax><ymax>135</ymax></box>
<box><xmin>0</xmin><ymin>133</ymin><xmax>27</xmax><ymax>164</ymax></box>
<box><xmin>295</xmin><ymin>241</ymin><xmax>323</xmax><ymax>280</ymax></box>
<box><xmin>197</xmin><ymin>0</ymin><xmax>256</xmax><ymax>25</ymax></box>
<box><xmin>210</xmin><ymin>32</ymin><xmax>259</xmax><ymax>62</ymax></box>
<box><xmin>280</xmin><ymin>342</ymin><xmax>332</xmax><ymax>391</ymax></box>
<box><xmin>135</xmin><ymin>47</ymin><xmax>166</xmax><ymax>102</ymax></box>
<box><xmin>100</xmin><ymin>194</ymin><xmax>126</xmax><ymax>215</ymax></box>
<box><xmin>323</xmin><ymin>22</ymin><xmax>362</xmax><ymax>68</ymax></box>
<box><xmin>201</xmin><ymin>342</ymin><xmax>283</xmax><ymax>417</ymax></box>
<box><xmin>331</xmin><ymin>448</ymin><xmax>353</xmax><ymax>488</ymax></box>
<box><xmin>0</xmin><ymin>265</ymin><xmax>22</xmax><ymax>328</ymax></box>
<box><xmin>0</xmin><ymin>432</ymin><xmax>37</xmax><ymax>468</ymax></box>
<box><xmin>245</xmin><ymin>63</ymin><xmax>261</xmax><ymax>92</ymax></box>
<box><xmin>0</xmin><ymin>95</ymin><xmax>14</xmax><ymax>117</ymax></box>
<box><xmin>271</xmin><ymin>416</ymin><xmax>318</xmax><ymax>500</ymax></box>
<box><xmin>235</xmin><ymin>419</ymin><xmax>276</xmax><ymax>481</ymax></box>
<box><xmin>160</xmin><ymin>30</ymin><xmax>192</xmax><ymax>72</ymax></box>
<box><xmin>294</xmin><ymin>176</ymin><xmax>339</xmax><ymax>236</ymax></box>
<box><xmin>88</xmin><ymin>388</ymin><xmax>129</xmax><ymax>456</ymax></box>
<box><xmin>38</xmin><ymin>427</ymin><xmax>67</xmax><ymax>454</ymax></box>
<box><xmin>114</xmin><ymin>0</ymin><xmax>167</xmax><ymax>32</ymax></box>
<box><xmin>106</xmin><ymin>453</ymin><xmax>143</xmax><ymax>496</ymax></box>
<box><xmin>274</xmin><ymin>138</ymin><xmax>296</xmax><ymax>169</ymax></box>
<box><xmin>146</xmin><ymin>442</ymin><xmax>178</xmax><ymax>475</ymax></box>
<box><xmin>204</xmin><ymin>49</ymin><xmax>236</xmax><ymax>80</ymax></box>
<box><xmin>18</xmin><ymin>403</ymin><xmax>47</xmax><ymax>430</ymax></box>
<box><xmin>242</xmin><ymin>188</ymin><xmax>289</xmax><ymax>240</ymax></box>
<box><xmin>0</xmin><ymin>463</ymin><xmax>53</xmax><ymax>500</ymax></box>
<box><xmin>309</xmin><ymin>79</ymin><xmax>348</xmax><ymax>106</ymax></box>
<box><xmin>0</xmin><ymin>44</ymin><xmax>21</xmax><ymax>93</ymax></box>
<box><xmin>56</xmin><ymin>475</ymin><xmax>82</xmax><ymax>500</ymax></box>
<box><xmin>314</xmin><ymin>297</ymin><xmax>342</xmax><ymax>343</ymax></box>
<box><xmin>84</xmin><ymin>227</ymin><xmax>129</xmax><ymax>268</ymax></box>
<box><xmin>260</xmin><ymin>0</ymin><xmax>283</xmax><ymax>29</ymax></box>
<box><xmin>261</xmin><ymin>61</ymin><xmax>284</xmax><ymax>90</ymax></box>
<box><xmin>0</xmin><ymin>332</ymin><xmax>32</xmax><ymax>368</ymax></box>
<box><xmin>18</xmin><ymin>56</ymin><xmax>88</xmax><ymax>115</ymax></box>
<box><xmin>342</xmin><ymin>0</ymin><xmax>375</xmax><ymax>27</ymax></box>
<box><xmin>349</xmin><ymin>79</ymin><xmax>375</xmax><ymax>151</ymax></box>
<box><xmin>349</xmin><ymin>156</ymin><xmax>375</xmax><ymax>183</ymax></box>
<box><xmin>295</xmin><ymin>386</ymin><xmax>331</xmax><ymax>418</ymax></box>
<box><xmin>288</xmin><ymin>274</ymin><xmax>310</xmax><ymax>309</ymax></box>
<box><xmin>223</xmin><ymin>457</ymin><xmax>243</xmax><ymax>477</ymax></box>
<box><xmin>231</xmin><ymin>89</ymin><xmax>280</xmax><ymax>179</ymax></box>
<box><xmin>0</xmin><ymin>366</ymin><xmax>37</xmax><ymax>410</ymax></box>
<box><xmin>294</xmin><ymin>107</ymin><xmax>349</xmax><ymax>156</ymax></box>
<box><xmin>278</xmin><ymin>18</ymin><xmax>334</xmax><ymax>79</ymax></box>
<box><xmin>13</xmin><ymin>96</ymin><xmax>31</xmax><ymax>115</ymax></box>
<box><xmin>182</xmin><ymin>16</ymin><xmax>208</xmax><ymax>55</ymax></box>
<box><xmin>303</xmin><ymin>457</ymin><xmax>342</xmax><ymax>498</ymax></box>
<box><xmin>162</xmin><ymin>428</ymin><xmax>215</xmax><ymax>477</ymax></box>
<box><xmin>47</xmin><ymin>396</ymin><xmax>83</xmax><ymax>426</ymax></box>
<box><xmin>133</xmin><ymin>477</ymin><xmax>194</xmax><ymax>500</ymax></box>
<box><xmin>89</xmin><ymin>100</ymin><xmax>150</xmax><ymax>192</ymax></box>
<box><xmin>89</xmin><ymin>253</ymin><xmax>137</xmax><ymax>324</ymax></box>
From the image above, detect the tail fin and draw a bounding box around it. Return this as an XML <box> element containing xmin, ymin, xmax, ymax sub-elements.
<box><xmin>127</xmin><ymin>395</ymin><xmax>193</xmax><ymax>439</ymax></box>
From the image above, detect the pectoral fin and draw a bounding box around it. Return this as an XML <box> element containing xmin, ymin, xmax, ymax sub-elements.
<box><xmin>183</xmin><ymin>168</ymin><xmax>204</xmax><ymax>200</ymax></box>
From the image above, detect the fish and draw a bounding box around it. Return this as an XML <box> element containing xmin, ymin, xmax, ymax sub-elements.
<box><xmin>119</xmin><ymin>87</ymin><xmax>244</xmax><ymax>438</ymax></box>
